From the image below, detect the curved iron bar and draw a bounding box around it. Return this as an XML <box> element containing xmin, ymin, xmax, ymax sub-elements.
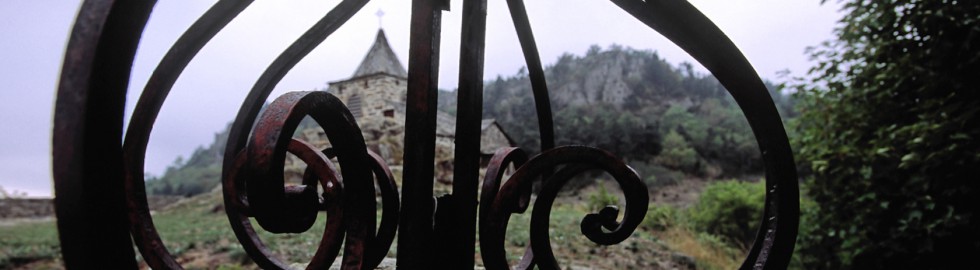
<box><xmin>224</xmin><ymin>138</ymin><xmax>346</xmax><ymax>270</ymax></box>
<box><xmin>480</xmin><ymin>146</ymin><xmax>649</xmax><ymax>269</ymax></box>
<box><xmin>504</xmin><ymin>0</ymin><xmax>555</xmax><ymax>152</ymax></box>
<box><xmin>52</xmin><ymin>0</ymin><xmax>156</xmax><ymax>268</ymax></box>
<box><xmin>216</xmin><ymin>1</ymin><xmax>380</xmax><ymax>269</ymax></box>
<box><xmin>221</xmin><ymin>0</ymin><xmax>369</xmax><ymax>172</ymax></box>
<box><xmin>479</xmin><ymin>147</ymin><xmax>532</xmax><ymax>269</ymax></box>
<box><xmin>230</xmin><ymin>91</ymin><xmax>376</xmax><ymax>269</ymax></box>
<box><xmin>362</xmin><ymin>150</ymin><xmax>400</xmax><ymax>267</ymax></box>
<box><xmin>611</xmin><ymin>1</ymin><xmax>800</xmax><ymax>269</ymax></box>
<box><xmin>529</xmin><ymin>150</ymin><xmax>647</xmax><ymax>269</ymax></box>
<box><xmin>120</xmin><ymin>1</ymin><xmax>252</xmax><ymax>268</ymax></box>
<box><xmin>53</xmin><ymin>0</ymin><xmax>800</xmax><ymax>268</ymax></box>
<box><xmin>247</xmin><ymin>92</ymin><xmax>345</xmax><ymax>232</ymax></box>
<box><xmin>318</xmin><ymin>148</ymin><xmax>400</xmax><ymax>267</ymax></box>
<box><xmin>289</xmin><ymin>139</ymin><xmax>348</xmax><ymax>270</ymax></box>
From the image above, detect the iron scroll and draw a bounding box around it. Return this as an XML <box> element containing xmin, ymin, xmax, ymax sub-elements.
<box><xmin>52</xmin><ymin>0</ymin><xmax>799</xmax><ymax>269</ymax></box>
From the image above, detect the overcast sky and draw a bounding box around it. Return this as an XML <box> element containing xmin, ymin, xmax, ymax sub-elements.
<box><xmin>0</xmin><ymin>0</ymin><xmax>841</xmax><ymax>197</ymax></box>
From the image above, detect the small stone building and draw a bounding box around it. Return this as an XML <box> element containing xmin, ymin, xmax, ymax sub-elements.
<box><xmin>286</xmin><ymin>29</ymin><xmax>514</xmax><ymax>185</ymax></box>
<box><xmin>329</xmin><ymin>29</ymin><xmax>408</xmax><ymax>121</ymax></box>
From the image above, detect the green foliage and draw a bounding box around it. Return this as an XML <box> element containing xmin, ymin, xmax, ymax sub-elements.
<box><xmin>0</xmin><ymin>221</ymin><xmax>60</xmax><ymax>268</ymax></box>
<box><xmin>587</xmin><ymin>184</ymin><xmax>620</xmax><ymax>212</ymax></box>
<box><xmin>656</xmin><ymin>129</ymin><xmax>699</xmax><ymax>172</ymax></box>
<box><xmin>642</xmin><ymin>204</ymin><xmax>678</xmax><ymax>231</ymax></box>
<box><xmin>627</xmin><ymin>160</ymin><xmax>681</xmax><ymax>188</ymax></box>
<box><xmin>660</xmin><ymin>105</ymin><xmax>707</xmax><ymax>144</ymax></box>
<box><xmin>148</xmin><ymin>164</ymin><xmax>222</xmax><ymax>196</ymax></box>
<box><xmin>790</xmin><ymin>186</ymin><xmax>822</xmax><ymax>269</ymax></box>
<box><xmin>147</xmin><ymin>124</ymin><xmax>230</xmax><ymax>196</ymax></box>
<box><xmin>793</xmin><ymin>0</ymin><xmax>980</xmax><ymax>268</ymax></box>
<box><xmin>553</xmin><ymin>104</ymin><xmax>661</xmax><ymax>160</ymax></box>
<box><xmin>687</xmin><ymin>181</ymin><xmax>765</xmax><ymax>248</ymax></box>
<box><xmin>469</xmin><ymin>45</ymin><xmax>793</xmax><ymax>177</ymax></box>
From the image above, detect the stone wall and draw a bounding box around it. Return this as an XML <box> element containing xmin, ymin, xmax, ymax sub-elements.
<box><xmin>330</xmin><ymin>74</ymin><xmax>407</xmax><ymax>120</ymax></box>
<box><xmin>0</xmin><ymin>198</ymin><xmax>53</xmax><ymax>219</ymax></box>
<box><xmin>0</xmin><ymin>196</ymin><xmax>182</xmax><ymax>219</ymax></box>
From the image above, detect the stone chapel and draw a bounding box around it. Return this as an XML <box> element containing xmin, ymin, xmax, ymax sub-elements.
<box><xmin>287</xmin><ymin>29</ymin><xmax>514</xmax><ymax>185</ymax></box>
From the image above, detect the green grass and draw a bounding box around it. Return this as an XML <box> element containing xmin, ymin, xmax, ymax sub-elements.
<box><xmin>148</xmin><ymin>190</ymin><xmax>336</xmax><ymax>268</ymax></box>
<box><xmin>0</xmin><ymin>190</ymin><xmax>334</xmax><ymax>269</ymax></box>
<box><xmin>488</xmin><ymin>197</ymin><xmax>670</xmax><ymax>269</ymax></box>
<box><xmin>0</xmin><ymin>219</ymin><xmax>60</xmax><ymax>268</ymax></box>
<box><xmin>0</xmin><ymin>188</ymin><xmax>679</xmax><ymax>269</ymax></box>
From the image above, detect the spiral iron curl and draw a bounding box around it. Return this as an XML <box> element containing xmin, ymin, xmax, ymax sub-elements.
<box><xmin>480</xmin><ymin>146</ymin><xmax>649</xmax><ymax>269</ymax></box>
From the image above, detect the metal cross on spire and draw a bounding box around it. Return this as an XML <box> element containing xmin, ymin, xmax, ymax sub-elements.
<box><xmin>376</xmin><ymin>9</ymin><xmax>385</xmax><ymax>29</ymax></box>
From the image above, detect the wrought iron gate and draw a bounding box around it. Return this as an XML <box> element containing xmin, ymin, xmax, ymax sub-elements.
<box><xmin>52</xmin><ymin>0</ymin><xmax>799</xmax><ymax>269</ymax></box>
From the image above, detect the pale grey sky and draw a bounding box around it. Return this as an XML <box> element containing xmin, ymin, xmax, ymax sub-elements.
<box><xmin>0</xmin><ymin>0</ymin><xmax>841</xmax><ymax>197</ymax></box>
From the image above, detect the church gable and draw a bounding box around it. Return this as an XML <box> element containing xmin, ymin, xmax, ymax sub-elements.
<box><xmin>352</xmin><ymin>29</ymin><xmax>407</xmax><ymax>78</ymax></box>
<box><xmin>299</xmin><ymin>28</ymin><xmax>513</xmax><ymax>185</ymax></box>
<box><xmin>329</xmin><ymin>29</ymin><xmax>408</xmax><ymax>121</ymax></box>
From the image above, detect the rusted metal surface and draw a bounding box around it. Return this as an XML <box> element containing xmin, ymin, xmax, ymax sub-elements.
<box><xmin>505</xmin><ymin>0</ymin><xmax>555</xmax><ymax>153</ymax></box>
<box><xmin>222</xmin><ymin>91</ymin><xmax>399</xmax><ymax>269</ymax></box>
<box><xmin>53</xmin><ymin>0</ymin><xmax>155</xmax><ymax>268</ymax></box>
<box><xmin>479</xmin><ymin>146</ymin><xmax>649</xmax><ymax>269</ymax></box>
<box><xmin>53</xmin><ymin>0</ymin><xmax>799</xmax><ymax>269</ymax></box>
<box><xmin>398</xmin><ymin>0</ymin><xmax>449</xmax><ymax>268</ymax></box>
<box><xmin>224</xmin><ymin>137</ymin><xmax>347</xmax><ymax>269</ymax></box>
<box><xmin>448</xmin><ymin>0</ymin><xmax>489</xmax><ymax>267</ymax></box>
<box><xmin>479</xmin><ymin>147</ymin><xmax>531</xmax><ymax>269</ymax></box>
<box><xmin>122</xmin><ymin>1</ymin><xmax>251</xmax><ymax>268</ymax></box>
<box><xmin>610</xmin><ymin>1</ymin><xmax>800</xmax><ymax>268</ymax></box>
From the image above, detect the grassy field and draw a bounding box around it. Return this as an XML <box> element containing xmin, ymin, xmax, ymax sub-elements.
<box><xmin>0</xmin><ymin>218</ymin><xmax>60</xmax><ymax>269</ymax></box>
<box><xmin>0</xmin><ymin>182</ymin><xmax>746</xmax><ymax>269</ymax></box>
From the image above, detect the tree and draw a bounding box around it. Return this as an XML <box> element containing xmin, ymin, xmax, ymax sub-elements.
<box><xmin>0</xmin><ymin>185</ymin><xmax>27</xmax><ymax>199</ymax></box>
<box><xmin>656</xmin><ymin>129</ymin><xmax>698</xmax><ymax>171</ymax></box>
<box><xmin>793</xmin><ymin>0</ymin><xmax>980</xmax><ymax>268</ymax></box>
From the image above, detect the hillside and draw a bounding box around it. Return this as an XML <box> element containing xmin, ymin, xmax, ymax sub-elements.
<box><xmin>145</xmin><ymin>123</ymin><xmax>229</xmax><ymax>196</ymax></box>
<box><xmin>443</xmin><ymin>45</ymin><xmax>794</xmax><ymax>181</ymax></box>
<box><xmin>148</xmin><ymin>45</ymin><xmax>795</xmax><ymax>196</ymax></box>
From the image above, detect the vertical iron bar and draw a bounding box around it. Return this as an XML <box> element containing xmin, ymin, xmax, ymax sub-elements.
<box><xmin>52</xmin><ymin>0</ymin><xmax>156</xmax><ymax>268</ymax></box>
<box><xmin>398</xmin><ymin>0</ymin><xmax>447</xmax><ymax>268</ymax></box>
<box><xmin>450</xmin><ymin>0</ymin><xmax>488</xmax><ymax>268</ymax></box>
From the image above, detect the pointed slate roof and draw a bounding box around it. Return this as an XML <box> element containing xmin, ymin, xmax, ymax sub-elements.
<box><xmin>352</xmin><ymin>29</ymin><xmax>407</xmax><ymax>78</ymax></box>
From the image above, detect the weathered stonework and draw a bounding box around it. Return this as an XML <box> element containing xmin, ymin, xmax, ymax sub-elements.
<box><xmin>285</xmin><ymin>29</ymin><xmax>514</xmax><ymax>186</ymax></box>
<box><xmin>331</xmin><ymin>74</ymin><xmax>407</xmax><ymax>121</ymax></box>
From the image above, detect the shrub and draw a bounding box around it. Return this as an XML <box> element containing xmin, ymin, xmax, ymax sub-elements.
<box><xmin>627</xmin><ymin>160</ymin><xmax>680</xmax><ymax>188</ymax></box>
<box><xmin>587</xmin><ymin>184</ymin><xmax>619</xmax><ymax>213</ymax></box>
<box><xmin>687</xmin><ymin>180</ymin><xmax>764</xmax><ymax>248</ymax></box>
<box><xmin>642</xmin><ymin>204</ymin><xmax>678</xmax><ymax>231</ymax></box>
<box><xmin>793</xmin><ymin>0</ymin><xmax>980</xmax><ymax>267</ymax></box>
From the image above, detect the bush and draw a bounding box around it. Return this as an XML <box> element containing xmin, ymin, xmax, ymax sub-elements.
<box><xmin>656</xmin><ymin>129</ymin><xmax>700</xmax><ymax>173</ymax></box>
<box><xmin>627</xmin><ymin>160</ymin><xmax>680</xmax><ymax>188</ymax></box>
<box><xmin>642</xmin><ymin>204</ymin><xmax>678</xmax><ymax>231</ymax></box>
<box><xmin>587</xmin><ymin>184</ymin><xmax>619</xmax><ymax>212</ymax></box>
<box><xmin>793</xmin><ymin>0</ymin><xmax>980</xmax><ymax>268</ymax></box>
<box><xmin>687</xmin><ymin>180</ymin><xmax>765</xmax><ymax>248</ymax></box>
